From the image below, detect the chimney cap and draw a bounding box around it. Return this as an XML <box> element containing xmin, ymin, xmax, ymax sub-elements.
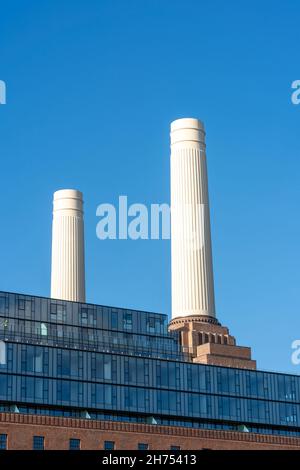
<box><xmin>171</xmin><ymin>117</ymin><xmax>204</xmax><ymax>132</ymax></box>
<box><xmin>170</xmin><ymin>118</ymin><xmax>205</xmax><ymax>146</ymax></box>
<box><xmin>53</xmin><ymin>189</ymin><xmax>84</xmax><ymax>214</ymax></box>
<box><xmin>53</xmin><ymin>189</ymin><xmax>83</xmax><ymax>200</ymax></box>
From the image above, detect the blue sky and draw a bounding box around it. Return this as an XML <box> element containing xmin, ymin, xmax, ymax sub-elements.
<box><xmin>0</xmin><ymin>0</ymin><xmax>299</xmax><ymax>373</ymax></box>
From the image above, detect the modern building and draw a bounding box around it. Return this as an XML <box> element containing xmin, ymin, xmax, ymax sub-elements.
<box><xmin>0</xmin><ymin>118</ymin><xmax>299</xmax><ymax>450</ymax></box>
<box><xmin>0</xmin><ymin>291</ymin><xmax>300</xmax><ymax>450</ymax></box>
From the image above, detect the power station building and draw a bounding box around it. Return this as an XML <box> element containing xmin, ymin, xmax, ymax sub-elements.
<box><xmin>0</xmin><ymin>119</ymin><xmax>300</xmax><ymax>450</ymax></box>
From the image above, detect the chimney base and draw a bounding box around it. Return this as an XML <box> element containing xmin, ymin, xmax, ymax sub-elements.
<box><xmin>168</xmin><ymin>316</ymin><xmax>256</xmax><ymax>370</ymax></box>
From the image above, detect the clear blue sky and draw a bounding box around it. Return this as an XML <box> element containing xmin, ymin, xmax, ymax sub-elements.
<box><xmin>0</xmin><ymin>0</ymin><xmax>299</xmax><ymax>373</ymax></box>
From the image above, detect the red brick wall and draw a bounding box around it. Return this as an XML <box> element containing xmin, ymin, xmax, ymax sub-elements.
<box><xmin>0</xmin><ymin>413</ymin><xmax>300</xmax><ymax>450</ymax></box>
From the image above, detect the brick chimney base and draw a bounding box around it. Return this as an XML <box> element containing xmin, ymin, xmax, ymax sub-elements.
<box><xmin>168</xmin><ymin>316</ymin><xmax>256</xmax><ymax>370</ymax></box>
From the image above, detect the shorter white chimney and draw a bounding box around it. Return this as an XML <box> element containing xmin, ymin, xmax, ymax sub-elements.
<box><xmin>51</xmin><ymin>189</ymin><xmax>86</xmax><ymax>302</ymax></box>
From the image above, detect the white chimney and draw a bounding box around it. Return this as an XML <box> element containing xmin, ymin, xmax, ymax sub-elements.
<box><xmin>51</xmin><ymin>189</ymin><xmax>86</xmax><ymax>302</ymax></box>
<box><xmin>170</xmin><ymin>118</ymin><xmax>216</xmax><ymax>319</ymax></box>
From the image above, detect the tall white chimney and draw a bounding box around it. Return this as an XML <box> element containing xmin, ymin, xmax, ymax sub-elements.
<box><xmin>51</xmin><ymin>189</ymin><xmax>86</xmax><ymax>302</ymax></box>
<box><xmin>170</xmin><ymin>118</ymin><xmax>216</xmax><ymax>319</ymax></box>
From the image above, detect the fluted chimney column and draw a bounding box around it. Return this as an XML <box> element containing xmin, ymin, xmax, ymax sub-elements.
<box><xmin>170</xmin><ymin>118</ymin><xmax>216</xmax><ymax>319</ymax></box>
<box><xmin>51</xmin><ymin>189</ymin><xmax>86</xmax><ymax>302</ymax></box>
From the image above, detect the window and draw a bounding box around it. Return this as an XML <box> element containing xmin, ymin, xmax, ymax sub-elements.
<box><xmin>92</xmin><ymin>354</ymin><xmax>111</xmax><ymax>380</ymax></box>
<box><xmin>61</xmin><ymin>350</ymin><xmax>71</xmax><ymax>375</ymax></box>
<box><xmin>147</xmin><ymin>315</ymin><xmax>165</xmax><ymax>334</ymax></box>
<box><xmin>138</xmin><ymin>443</ymin><xmax>149</xmax><ymax>450</ymax></box>
<box><xmin>57</xmin><ymin>325</ymin><xmax>64</xmax><ymax>338</ymax></box>
<box><xmin>0</xmin><ymin>434</ymin><xmax>7</xmax><ymax>450</ymax></box>
<box><xmin>40</xmin><ymin>323</ymin><xmax>48</xmax><ymax>336</ymax></box>
<box><xmin>22</xmin><ymin>377</ymin><xmax>44</xmax><ymax>401</ymax></box>
<box><xmin>80</xmin><ymin>309</ymin><xmax>88</xmax><ymax>325</ymax></box>
<box><xmin>123</xmin><ymin>312</ymin><xmax>132</xmax><ymax>330</ymax></box>
<box><xmin>104</xmin><ymin>357</ymin><xmax>112</xmax><ymax>380</ymax></box>
<box><xmin>104</xmin><ymin>440</ymin><xmax>115</xmax><ymax>450</ymax></box>
<box><xmin>137</xmin><ymin>360</ymin><xmax>146</xmax><ymax>385</ymax></box>
<box><xmin>57</xmin><ymin>380</ymin><xmax>70</xmax><ymax>401</ymax></box>
<box><xmin>278</xmin><ymin>375</ymin><xmax>297</xmax><ymax>401</ymax></box>
<box><xmin>69</xmin><ymin>438</ymin><xmax>81</xmax><ymax>450</ymax></box>
<box><xmin>33</xmin><ymin>435</ymin><xmax>44</xmax><ymax>450</ymax></box>
<box><xmin>0</xmin><ymin>319</ymin><xmax>9</xmax><ymax>331</ymax></box>
<box><xmin>217</xmin><ymin>368</ymin><xmax>230</xmax><ymax>393</ymax></box>
<box><xmin>57</xmin><ymin>304</ymin><xmax>66</xmax><ymax>321</ymax></box>
<box><xmin>111</xmin><ymin>310</ymin><xmax>118</xmax><ymax>329</ymax></box>
<box><xmin>50</xmin><ymin>303</ymin><xmax>66</xmax><ymax>322</ymax></box>
<box><xmin>18</xmin><ymin>299</ymin><xmax>25</xmax><ymax>310</ymax></box>
<box><xmin>170</xmin><ymin>445</ymin><xmax>180</xmax><ymax>450</ymax></box>
<box><xmin>93</xmin><ymin>384</ymin><xmax>112</xmax><ymax>407</ymax></box>
<box><xmin>0</xmin><ymin>374</ymin><xmax>7</xmax><ymax>396</ymax></box>
<box><xmin>279</xmin><ymin>403</ymin><xmax>297</xmax><ymax>424</ymax></box>
<box><xmin>146</xmin><ymin>316</ymin><xmax>156</xmax><ymax>334</ymax></box>
<box><xmin>0</xmin><ymin>296</ymin><xmax>8</xmax><ymax>312</ymax></box>
<box><xmin>89</xmin><ymin>310</ymin><xmax>97</xmax><ymax>327</ymax></box>
<box><xmin>23</xmin><ymin>346</ymin><xmax>44</xmax><ymax>373</ymax></box>
<box><xmin>0</xmin><ymin>341</ymin><xmax>6</xmax><ymax>366</ymax></box>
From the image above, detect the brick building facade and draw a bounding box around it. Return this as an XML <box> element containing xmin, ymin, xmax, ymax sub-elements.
<box><xmin>1</xmin><ymin>413</ymin><xmax>300</xmax><ymax>450</ymax></box>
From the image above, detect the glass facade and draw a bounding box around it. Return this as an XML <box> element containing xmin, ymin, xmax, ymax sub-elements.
<box><xmin>1</xmin><ymin>291</ymin><xmax>300</xmax><ymax>437</ymax></box>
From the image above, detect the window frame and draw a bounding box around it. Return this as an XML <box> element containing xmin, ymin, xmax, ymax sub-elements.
<box><xmin>33</xmin><ymin>435</ymin><xmax>45</xmax><ymax>450</ymax></box>
<box><xmin>104</xmin><ymin>440</ymin><xmax>115</xmax><ymax>450</ymax></box>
